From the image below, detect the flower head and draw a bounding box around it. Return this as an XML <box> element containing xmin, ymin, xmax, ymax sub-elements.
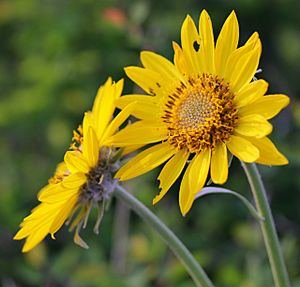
<box><xmin>106</xmin><ymin>11</ymin><xmax>289</xmax><ymax>216</ymax></box>
<box><xmin>14</xmin><ymin>78</ymin><xmax>132</xmax><ymax>252</ymax></box>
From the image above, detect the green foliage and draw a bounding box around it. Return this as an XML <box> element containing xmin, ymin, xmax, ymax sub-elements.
<box><xmin>1</xmin><ymin>0</ymin><xmax>299</xmax><ymax>286</ymax></box>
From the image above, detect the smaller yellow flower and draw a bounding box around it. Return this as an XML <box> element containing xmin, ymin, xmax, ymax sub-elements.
<box><xmin>105</xmin><ymin>10</ymin><xmax>289</xmax><ymax>216</ymax></box>
<box><xmin>14</xmin><ymin>78</ymin><xmax>133</xmax><ymax>252</ymax></box>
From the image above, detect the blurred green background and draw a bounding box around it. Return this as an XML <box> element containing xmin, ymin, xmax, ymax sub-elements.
<box><xmin>0</xmin><ymin>0</ymin><xmax>299</xmax><ymax>286</ymax></box>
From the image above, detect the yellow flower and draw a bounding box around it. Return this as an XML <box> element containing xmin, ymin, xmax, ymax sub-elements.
<box><xmin>105</xmin><ymin>11</ymin><xmax>289</xmax><ymax>216</ymax></box>
<box><xmin>14</xmin><ymin>78</ymin><xmax>133</xmax><ymax>252</ymax></box>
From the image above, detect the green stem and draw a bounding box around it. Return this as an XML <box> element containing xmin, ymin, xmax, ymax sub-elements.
<box><xmin>114</xmin><ymin>185</ymin><xmax>214</xmax><ymax>287</ymax></box>
<box><xmin>241</xmin><ymin>162</ymin><xmax>290</xmax><ymax>287</ymax></box>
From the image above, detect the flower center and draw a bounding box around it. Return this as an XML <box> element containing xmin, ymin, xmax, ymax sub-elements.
<box><xmin>162</xmin><ymin>74</ymin><xmax>238</xmax><ymax>153</ymax></box>
<box><xmin>79</xmin><ymin>147</ymin><xmax>118</xmax><ymax>204</ymax></box>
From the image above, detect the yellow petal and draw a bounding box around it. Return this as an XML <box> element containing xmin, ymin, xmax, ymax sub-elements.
<box><xmin>105</xmin><ymin>120</ymin><xmax>167</xmax><ymax>147</ymax></box>
<box><xmin>224</xmin><ymin>32</ymin><xmax>260</xmax><ymax>83</ymax></box>
<box><xmin>115</xmin><ymin>142</ymin><xmax>176</xmax><ymax>180</ymax></box>
<box><xmin>83</xmin><ymin>126</ymin><xmax>99</xmax><ymax>167</ymax></box>
<box><xmin>116</xmin><ymin>94</ymin><xmax>159</xmax><ymax>120</ymax></box>
<box><xmin>246</xmin><ymin>137</ymin><xmax>288</xmax><ymax>165</ymax></box>
<box><xmin>82</xmin><ymin>111</ymin><xmax>95</xmax><ymax>137</ymax></box>
<box><xmin>124</xmin><ymin>66</ymin><xmax>164</xmax><ymax>96</ymax></box>
<box><xmin>198</xmin><ymin>10</ymin><xmax>215</xmax><ymax>74</ymax></box>
<box><xmin>14</xmin><ymin>203</ymin><xmax>58</xmax><ymax>239</ymax></box>
<box><xmin>49</xmin><ymin>194</ymin><xmax>78</xmax><ymax>235</ymax></box>
<box><xmin>234</xmin><ymin>79</ymin><xmax>268</xmax><ymax>108</ymax></box>
<box><xmin>189</xmin><ymin>149</ymin><xmax>211</xmax><ymax>195</ymax></box>
<box><xmin>153</xmin><ymin>150</ymin><xmax>189</xmax><ymax>204</ymax></box>
<box><xmin>140</xmin><ymin>51</ymin><xmax>185</xmax><ymax>83</ymax></box>
<box><xmin>179</xmin><ymin>149</ymin><xmax>211</xmax><ymax>216</ymax></box>
<box><xmin>179</xmin><ymin>159</ymin><xmax>193</xmax><ymax>216</ymax></box>
<box><xmin>172</xmin><ymin>41</ymin><xmax>188</xmax><ymax>74</ymax></box>
<box><xmin>238</xmin><ymin>94</ymin><xmax>290</xmax><ymax>120</ymax></box>
<box><xmin>215</xmin><ymin>11</ymin><xmax>239</xmax><ymax>77</ymax></box>
<box><xmin>122</xmin><ymin>144</ymin><xmax>144</xmax><ymax>156</ymax></box>
<box><xmin>61</xmin><ymin>172</ymin><xmax>86</xmax><ymax>189</ymax></box>
<box><xmin>37</xmin><ymin>184</ymin><xmax>57</xmax><ymax>201</ymax></box>
<box><xmin>20</xmin><ymin>203</ymin><xmax>58</xmax><ymax>224</ymax></box>
<box><xmin>92</xmin><ymin>78</ymin><xmax>118</xmax><ymax>139</ymax></box>
<box><xmin>54</xmin><ymin>161</ymin><xmax>68</xmax><ymax>174</ymax></box>
<box><xmin>64</xmin><ymin>151</ymin><xmax>90</xmax><ymax>174</ymax></box>
<box><xmin>102</xmin><ymin>102</ymin><xmax>137</xmax><ymax>142</ymax></box>
<box><xmin>211</xmin><ymin>142</ymin><xmax>228</xmax><ymax>184</ymax></box>
<box><xmin>92</xmin><ymin>78</ymin><xmax>111</xmax><ymax>122</ymax></box>
<box><xmin>235</xmin><ymin>114</ymin><xmax>273</xmax><ymax>138</ymax></box>
<box><xmin>114</xmin><ymin>78</ymin><xmax>124</xmax><ymax>100</ymax></box>
<box><xmin>226</xmin><ymin>135</ymin><xmax>259</xmax><ymax>162</ymax></box>
<box><xmin>38</xmin><ymin>184</ymin><xmax>78</xmax><ymax>203</ymax></box>
<box><xmin>180</xmin><ymin>15</ymin><xmax>201</xmax><ymax>73</ymax></box>
<box><xmin>21</xmin><ymin>223</ymin><xmax>51</xmax><ymax>252</ymax></box>
<box><xmin>230</xmin><ymin>44</ymin><xmax>262</xmax><ymax>93</ymax></box>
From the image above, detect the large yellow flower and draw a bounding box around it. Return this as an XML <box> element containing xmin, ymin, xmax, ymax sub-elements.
<box><xmin>14</xmin><ymin>78</ymin><xmax>133</xmax><ymax>252</ymax></box>
<box><xmin>105</xmin><ymin>11</ymin><xmax>289</xmax><ymax>216</ymax></box>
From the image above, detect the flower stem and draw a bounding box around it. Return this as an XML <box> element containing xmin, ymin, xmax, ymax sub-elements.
<box><xmin>241</xmin><ymin>162</ymin><xmax>290</xmax><ymax>287</ymax></box>
<box><xmin>114</xmin><ymin>185</ymin><xmax>214</xmax><ymax>287</ymax></box>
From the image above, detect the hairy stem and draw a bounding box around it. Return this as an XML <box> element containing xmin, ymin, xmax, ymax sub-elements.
<box><xmin>114</xmin><ymin>185</ymin><xmax>214</xmax><ymax>287</ymax></box>
<box><xmin>241</xmin><ymin>162</ymin><xmax>290</xmax><ymax>287</ymax></box>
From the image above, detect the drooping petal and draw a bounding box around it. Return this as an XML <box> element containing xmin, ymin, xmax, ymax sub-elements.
<box><xmin>211</xmin><ymin>142</ymin><xmax>228</xmax><ymax>184</ymax></box>
<box><xmin>198</xmin><ymin>10</ymin><xmax>215</xmax><ymax>74</ymax></box>
<box><xmin>179</xmin><ymin>159</ymin><xmax>193</xmax><ymax>216</ymax></box>
<box><xmin>21</xmin><ymin>222</ymin><xmax>52</xmax><ymax>253</ymax></box>
<box><xmin>115</xmin><ymin>142</ymin><xmax>176</xmax><ymax>180</ymax></box>
<box><xmin>105</xmin><ymin>120</ymin><xmax>168</xmax><ymax>147</ymax></box>
<box><xmin>246</xmin><ymin>137</ymin><xmax>288</xmax><ymax>165</ymax></box>
<box><xmin>179</xmin><ymin>149</ymin><xmax>211</xmax><ymax>216</ymax></box>
<box><xmin>180</xmin><ymin>15</ymin><xmax>202</xmax><ymax>73</ymax></box>
<box><xmin>234</xmin><ymin>79</ymin><xmax>268</xmax><ymax>108</ymax></box>
<box><xmin>64</xmin><ymin>151</ymin><xmax>90</xmax><ymax>174</ymax></box>
<box><xmin>153</xmin><ymin>149</ymin><xmax>189</xmax><ymax>204</ymax></box>
<box><xmin>226</xmin><ymin>135</ymin><xmax>259</xmax><ymax>162</ymax></box>
<box><xmin>235</xmin><ymin>114</ymin><xmax>273</xmax><ymax>138</ymax></box>
<box><xmin>14</xmin><ymin>203</ymin><xmax>58</xmax><ymax>240</ymax></box>
<box><xmin>116</xmin><ymin>94</ymin><xmax>160</xmax><ymax>120</ymax></box>
<box><xmin>238</xmin><ymin>94</ymin><xmax>290</xmax><ymax>120</ymax></box>
<box><xmin>189</xmin><ymin>149</ymin><xmax>211</xmax><ymax>195</ymax></box>
<box><xmin>141</xmin><ymin>51</ymin><xmax>185</xmax><ymax>83</ymax></box>
<box><xmin>215</xmin><ymin>11</ymin><xmax>239</xmax><ymax>77</ymax></box>
<box><xmin>49</xmin><ymin>194</ymin><xmax>78</xmax><ymax>235</ymax></box>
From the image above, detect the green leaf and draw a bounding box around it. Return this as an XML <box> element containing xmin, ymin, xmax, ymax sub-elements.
<box><xmin>195</xmin><ymin>187</ymin><xmax>264</xmax><ymax>221</ymax></box>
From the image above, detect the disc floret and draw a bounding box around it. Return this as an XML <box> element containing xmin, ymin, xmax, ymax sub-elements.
<box><xmin>163</xmin><ymin>74</ymin><xmax>239</xmax><ymax>153</ymax></box>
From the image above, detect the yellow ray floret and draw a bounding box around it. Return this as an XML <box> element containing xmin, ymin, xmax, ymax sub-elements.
<box><xmin>107</xmin><ymin>10</ymin><xmax>290</xmax><ymax>216</ymax></box>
